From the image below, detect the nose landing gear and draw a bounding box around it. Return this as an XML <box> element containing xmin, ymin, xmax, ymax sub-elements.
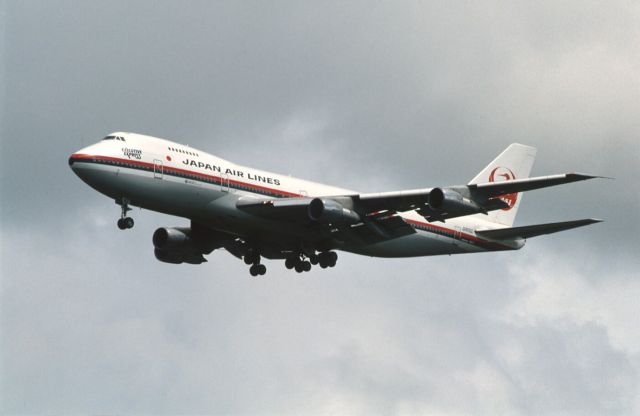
<box><xmin>117</xmin><ymin>198</ymin><xmax>134</xmax><ymax>230</ymax></box>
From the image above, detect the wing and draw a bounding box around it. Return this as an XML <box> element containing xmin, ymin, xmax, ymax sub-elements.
<box><xmin>236</xmin><ymin>196</ymin><xmax>417</xmax><ymax>245</ymax></box>
<box><xmin>353</xmin><ymin>173</ymin><xmax>603</xmax><ymax>222</ymax></box>
<box><xmin>235</xmin><ymin>173</ymin><xmax>603</xmax><ymax>244</ymax></box>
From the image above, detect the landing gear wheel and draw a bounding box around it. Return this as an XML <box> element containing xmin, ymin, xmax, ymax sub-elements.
<box><xmin>117</xmin><ymin>198</ymin><xmax>134</xmax><ymax>230</ymax></box>
<box><xmin>285</xmin><ymin>257</ymin><xmax>296</xmax><ymax>269</ymax></box>
<box><xmin>124</xmin><ymin>217</ymin><xmax>134</xmax><ymax>229</ymax></box>
<box><xmin>244</xmin><ymin>251</ymin><xmax>260</xmax><ymax>265</ymax></box>
<box><xmin>309</xmin><ymin>254</ymin><xmax>319</xmax><ymax>265</ymax></box>
<box><xmin>294</xmin><ymin>263</ymin><xmax>304</xmax><ymax>273</ymax></box>
<box><xmin>258</xmin><ymin>264</ymin><xmax>267</xmax><ymax>275</ymax></box>
<box><xmin>318</xmin><ymin>251</ymin><xmax>338</xmax><ymax>268</ymax></box>
<box><xmin>302</xmin><ymin>261</ymin><xmax>311</xmax><ymax>272</ymax></box>
<box><xmin>328</xmin><ymin>251</ymin><xmax>337</xmax><ymax>267</ymax></box>
<box><xmin>249</xmin><ymin>264</ymin><xmax>259</xmax><ymax>276</ymax></box>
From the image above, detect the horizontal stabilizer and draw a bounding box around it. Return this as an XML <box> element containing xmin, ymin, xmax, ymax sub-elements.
<box><xmin>470</xmin><ymin>173</ymin><xmax>604</xmax><ymax>199</ymax></box>
<box><xmin>476</xmin><ymin>218</ymin><xmax>603</xmax><ymax>240</ymax></box>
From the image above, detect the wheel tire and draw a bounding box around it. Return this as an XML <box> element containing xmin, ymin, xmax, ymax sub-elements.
<box><xmin>117</xmin><ymin>218</ymin><xmax>127</xmax><ymax>230</ymax></box>
<box><xmin>320</xmin><ymin>262</ymin><xmax>328</xmax><ymax>269</ymax></box>
<box><xmin>328</xmin><ymin>251</ymin><xmax>337</xmax><ymax>267</ymax></box>
<box><xmin>124</xmin><ymin>217</ymin><xmax>134</xmax><ymax>229</ymax></box>
<box><xmin>258</xmin><ymin>264</ymin><xmax>267</xmax><ymax>275</ymax></box>
<box><xmin>302</xmin><ymin>261</ymin><xmax>311</xmax><ymax>272</ymax></box>
<box><xmin>309</xmin><ymin>255</ymin><xmax>319</xmax><ymax>265</ymax></box>
<box><xmin>285</xmin><ymin>258</ymin><xmax>295</xmax><ymax>269</ymax></box>
<box><xmin>295</xmin><ymin>264</ymin><xmax>304</xmax><ymax>273</ymax></box>
<box><xmin>249</xmin><ymin>265</ymin><xmax>259</xmax><ymax>276</ymax></box>
<box><xmin>244</xmin><ymin>255</ymin><xmax>253</xmax><ymax>265</ymax></box>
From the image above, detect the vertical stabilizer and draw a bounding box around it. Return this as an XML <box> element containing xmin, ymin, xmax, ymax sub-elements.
<box><xmin>469</xmin><ymin>143</ymin><xmax>537</xmax><ymax>226</ymax></box>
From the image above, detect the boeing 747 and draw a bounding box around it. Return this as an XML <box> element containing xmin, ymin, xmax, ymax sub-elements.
<box><xmin>69</xmin><ymin>132</ymin><xmax>603</xmax><ymax>276</ymax></box>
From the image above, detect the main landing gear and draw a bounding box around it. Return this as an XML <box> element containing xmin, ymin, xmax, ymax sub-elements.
<box><xmin>285</xmin><ymin>251</ymin><xmax>337</xmax><ymax>274</ymax></box>
<box><xmin>244</xmin><ymin>249</ymin><xmax>267</xmax><ymax>276</ymax></box>
<box><xmin>117</xmin><ymin>198</ymin><xmax>134</xmax><ymax>230</ymax></box>
<box><xmin>242</xmin><ymin>250</ymin><xmax>338</xmax><ymax>277</ymax></box>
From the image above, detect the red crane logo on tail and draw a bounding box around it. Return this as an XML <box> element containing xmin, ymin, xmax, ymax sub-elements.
<box><xmin>489</xmin><ymin>167</ymin><xmax>517</xmax><ymax>211</ymax></box>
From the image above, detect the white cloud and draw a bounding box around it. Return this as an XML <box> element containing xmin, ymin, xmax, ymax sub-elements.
<box><xmin>504</xmin><ymin>250</ymin><xmax>640</xmax><ymax>355</ymax></box>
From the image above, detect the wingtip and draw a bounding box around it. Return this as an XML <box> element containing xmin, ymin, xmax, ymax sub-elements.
<box><xmin>570</xmin><ymin>172</ymin><xmax>615</xmax><ymax>180</ymax></box>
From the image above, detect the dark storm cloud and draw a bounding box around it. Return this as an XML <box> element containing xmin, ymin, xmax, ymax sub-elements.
<box><xmin>2</xmin><ymin>0</ymin><xmax>639</xmax><ymax>414</ymax></box>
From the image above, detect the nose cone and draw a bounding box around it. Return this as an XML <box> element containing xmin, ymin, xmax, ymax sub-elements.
<box><xmin>68</xmin><ymin>144</ymin><xmax>119</xmax><ymax>199</ymax></box>
<box><xmin>68</xmin><ymin>143</ymin><xmax>102</xmax><ymax>182</ymax></box>
<box><xmin>68</xmin><ymin>151</ymin><xmax>89</xmax><ymax>176</ymax></box>
<box><xmin>69</xmin><ymin>143</ymin><xmax>98</xmax><ymax>170</ymax></box>
<box><xmin>68</xmin><ymin>153</ymin><xmax>78</xmax><ymax>169</ymax></box>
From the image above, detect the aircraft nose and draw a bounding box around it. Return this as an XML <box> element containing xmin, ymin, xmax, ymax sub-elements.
<box><xmin>68</xmin><ymin>143</ymin><xmax>99</xmax><ymax>174</ymax></box>
<box><xmin>68</xmin><ymin>152</ymin><xmax>83</xmax><ymax>173</ymax></box>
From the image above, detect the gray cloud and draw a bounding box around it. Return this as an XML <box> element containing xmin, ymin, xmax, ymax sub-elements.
<box><xmin>2</xmin><ymin>0</ymin><xmax>639</xmax><ymax>414</ymax></box>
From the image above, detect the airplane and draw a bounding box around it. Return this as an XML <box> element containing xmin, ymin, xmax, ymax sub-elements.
<box><xmin>69</xmin><ymin>132</ymin><xmax>604</xmax><ymax>276</ymax></box>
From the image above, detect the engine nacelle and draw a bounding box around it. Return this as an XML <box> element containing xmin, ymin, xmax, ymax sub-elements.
<box><xmin>152</xmin><ymin>227</ymin><xmax>190</xmax><ymax>249</ymax></box>
<box><xmin>428</xmin><ymin>188</ymin><xmax>484</xmax><ymax>215</ymax></box>
<box><xmin>308</xmin><ymin>198</ymin><xmax>361</xmax><ymax>224</ymax></box>
<box><xmin>152</xmin><ymin>227</ymin><xmax>207</xmax><ymax>264</ymax></box>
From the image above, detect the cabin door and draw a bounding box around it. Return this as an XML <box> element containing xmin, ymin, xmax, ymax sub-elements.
<box><xmin>153</xmin><ymin>159</ymin><xmax>163</xmax><ymax>179</ymax></box>
<box><xmin>221</xmin><ymin>173</ymin><xmax>230</xmax><ymax>192</ymax></box>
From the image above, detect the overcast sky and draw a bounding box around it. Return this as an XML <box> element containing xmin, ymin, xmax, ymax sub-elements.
<box><xmin>1</xmin><ymin>1</ymin><xmax>639</xmax><ymax>414</ymax></box>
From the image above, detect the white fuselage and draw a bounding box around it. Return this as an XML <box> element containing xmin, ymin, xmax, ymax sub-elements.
<box><xmin>69</xmin><ymin>132</ymin><xmax>521</xmax><ymax>259</ymax></box>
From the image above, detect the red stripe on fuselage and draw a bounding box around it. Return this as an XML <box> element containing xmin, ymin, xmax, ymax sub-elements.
<box><xmin>70</xmin><ymin>153</ymin><xmax>300</xmax><ymax>197</ymax></box>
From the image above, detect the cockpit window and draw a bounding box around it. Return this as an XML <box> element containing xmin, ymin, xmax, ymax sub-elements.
<box><xmin>101</xmin><ymin>135</ymin><xmax>126</xmax><ymax>141</ymax></box>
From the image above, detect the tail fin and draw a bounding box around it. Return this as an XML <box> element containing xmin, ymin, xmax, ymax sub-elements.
<box><xmin>469</xmin><ymin>143</ymin><xmax>537</xmax><ymax>227</ymax></box>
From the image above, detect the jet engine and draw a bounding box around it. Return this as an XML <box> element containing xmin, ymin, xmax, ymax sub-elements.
<box><xmin>308</xmin><ymin>198</ymin><xmax>361</xmax><ymax>224</ymax></box>
<box><xmin>428</xmin><ymin>188</ymin><xmax>485</xmax><ymax>216</ymax></box>
<box><xmin>152</xmin><ymin>226</ymin><xmax>218</xmax><ymax>264</ymax></box>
